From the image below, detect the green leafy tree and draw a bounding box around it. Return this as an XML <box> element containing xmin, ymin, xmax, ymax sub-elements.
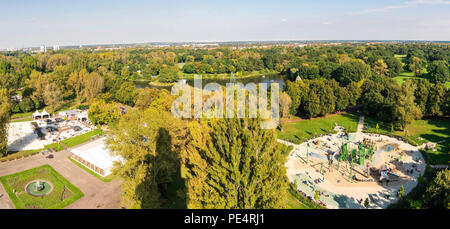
<box><xmin>399</xmin><ymin>185</ymin><xmax>405</xmax><ymax>198</ymax></box>
<box><xmin>88</xmin><ymin>99</ymin><xmax>121</xmax><ymax>125</ymax></box>
<box><xmin>408</xmin><ymin>57</ymin><xmax>423</xmax><ymax>77</ymax></box>
<box><xmin>314</xmin><ymin>190</ymin><xmax>320</xmax><ymax>201</ymax></box>
<box><xmin>364</xmin><ymin>198</ymin><xmax>370</xmax><ymax>208</ymax></box>
<box><xmin>158</xmin><ymin>67</ymin><xmax>179</xmax><ymax>83</ymax></box>
<box><xmin>427</xmin><ymin>60</ymin><xmax>449</xmax><ymax>83</ymax></box>
<box><xmin>0</xmin><ymin>89</ymin><xmax>11</xmax><ymax>156</ymax></box>
<box><xmin>424</xmin><ymin>169</ymin><xmax>449</xmax><ymax>209</ymax></box>
<box><xmin>106</xmin><ymin>108</ymin><xmax>186</xmax><ymax>208</ymax></box>
<box><xmin>115</xmin><ymin>82</ymin><xmax>138</xmax><ymax>106</ymax></box>
<box><xmin>334</xmin><ymin>61</ymin><xmax>371</xmax><ymax>86</ymax></box>
<box><xmin>182</xmin><ymin>117</ymin><xmax>288</xmax><ymax>209</ymax></box>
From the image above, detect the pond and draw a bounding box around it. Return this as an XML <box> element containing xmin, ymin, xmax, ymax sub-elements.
<box><xmin>134</xmin><ymin>73</ymin><xmax>286</xmax><ymax>91</ymax></box>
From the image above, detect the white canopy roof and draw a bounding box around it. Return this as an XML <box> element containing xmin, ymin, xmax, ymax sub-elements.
<box><xmin>71</xmin><ymin>137</ymin><xmax>122</xmax><ymax>176</ymax></box>
<box><xmin>32</xmin><ymin>109</ymin><xmax>50</xmax><ymax>117</ymax></box>
<box><xmin>41</xmin><ymin>109</ymin><xmax>49</xmax><ymax>116</ymax></box>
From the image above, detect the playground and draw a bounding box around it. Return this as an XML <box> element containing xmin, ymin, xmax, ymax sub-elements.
<box><xmin>282</xmin><ymin>126</ymin><xmax>427</xmax><ymax>209</ymax></box>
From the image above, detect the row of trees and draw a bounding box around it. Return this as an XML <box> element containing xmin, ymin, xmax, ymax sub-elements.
<box><xmin>0</xmin><ymin>89</ymin><xmax>10</xmax><ymax>156</ymax></box>
<box><xmin>286</xmin><ymin>76</ymin><xmax>449</xmax><ymax>129</ymax></box>
<box><xmin>285</xmin><ymin>79</ymin><xmax>360</xmax><ymax>118</ymax></box>
<box><xmin>1</xmin><ymin>43</ymin><xmax>448</xmax><ymax>92</ymax></box>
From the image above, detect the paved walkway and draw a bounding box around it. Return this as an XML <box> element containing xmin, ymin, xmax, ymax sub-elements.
<box><xmin>355</xmin><ymin>115</ymin><xmax>365</xmax><ymax>142</ymax></box>
<box><xmin>0</xmin><ymin>146</ymin><xmax>122</xmax><ymax>209</ymax></box>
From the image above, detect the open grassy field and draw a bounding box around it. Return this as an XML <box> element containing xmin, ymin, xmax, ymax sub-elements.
<box><xmin>0</xmin><ymin>165</ymin><xmax>83</xmax><ymax>209</ymax></box>
<box><xmin>392</xmin><ymin>72</ymin><xmax>450</xmax><ymax>89</ymax></box>
<box><xmin>364</xmin><ymin>117</ymin><xmax>449</xmax><ymax>164</ymax></box>
<box><xmin>391</xmin><ymin>54</ymin><xmax>449</xmax><ymax>89</ymax></box>
<box><xmin>277</xmin><ymin>113</ymin><xmax>360</xmax><ymax>144</ymax></box>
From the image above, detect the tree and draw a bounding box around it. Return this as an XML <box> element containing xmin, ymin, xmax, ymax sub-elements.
<box><xmin>115</xmin><ymin>82</ymin><xmax>138</xmax><ymax>106</ymax></box>
<box><xmin>334</xmin><ymin>61</ymin><xmax>371</xmax><ymax>86</ymax></box>
<box><xmin>427</xmin><ymin>82</ymin><xmax>446</xmax><ymax>116</ymax></box>
<box><xmin>106</xmin><ymin>108</ymin><xmax>185</xmax><ymax>208</ymax></box>
<box><xmin>183</xmin><ymin>117</ymin><xmax>288</xmax><ymax>209</ymax></box>
<box><xmin>0</xmin><ymin>89</ymin><xmax>11</xmax><ymax>156</ymax></box>
<box><xmin>364</xmin><ymin>198</ymin><xmax>370</xmax><ymax>208</ymax></box>
<box><xmin>346</xmin><ymin>81</ymin><xmax>361</xmax><ymax>107</ymax></box>
<box><xmin>18</xmin><ymin>97</ymin><xmax>35</xmax><ymax>113</ymax></box>
<box><xmin>373</xmin><ymin>59</ymin><xmax>389</xmax><ymax>77</ymax></box>
<box><xmin>43</xmin><ymin>83</ymin><xmax>63</xmax><ymax>112</ymax></box>
<box><xmin>279</xmin><ymin>92</ymin><xmax>292</xmax><ymax>118</ymax></box>
<box><xmin>399</xmin><ymin>185</ymin><xmax>404</xmax><ymax>198</ymax></box>
<box><xmin>305</xmin><ymin>91</ymin><xmax>321</xmax><ymax>118</ymax></box>
<box><xmin>424</xmin><ymin>169</ymin><xmax>449</xmax><ymax>209</ymax></box>
<box><xmin>427</xmin><ymin>60</ymin><xmax>449</xmax><ymax>83</ymax></box>
<box><xmin>314</xmin><ymin>190</ymin><xmax>320</xmax><ymax>201</ymax></box>
<box><xmin>88</xmin><ymin>99</ymin><xmax>121</xmax><ymax>125</ymax></box>
<box><xmin>384</xmin><ymin>56</ymin><xmax>402</xmax><ymax>77</ymax></box>
<box><xmin>408</xmin><ymin>57</ymin><xmax>423</xmax><ymax>77</ymax></box>
<box><xmin>26</xmin><ymin>70</ymin><xmax>49</xmax><ymax>104</ymax></box>
<box><xmin>82</xmin><ymin>72</ymin><xmax>104</xmax><ymax>102</ymax></box>
<box><xmin>158</xmin><ymin>67</ymin><xmax>179</xmax><ymax>83</ymax></box>
<box><xmin>392</xmin><ymin>79</ymin><xmax>422</xmax><ymax>129</ymax></box>
<box><xmin>414</xmin><ymin>79</ymin><xmax>430</xmax><ymax>114</ymax></box>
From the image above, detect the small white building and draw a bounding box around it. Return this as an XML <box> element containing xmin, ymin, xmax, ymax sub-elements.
<box><xmin>70</xmin><ymin>137</ymin><xmax>122</xmax><ymax>177</ymax></box>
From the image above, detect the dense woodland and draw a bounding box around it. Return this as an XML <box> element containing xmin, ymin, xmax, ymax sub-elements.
<box><xmin>0</xmin><ymin>43</ymin><xmax>449</xmax><ymax>209</ymax></box>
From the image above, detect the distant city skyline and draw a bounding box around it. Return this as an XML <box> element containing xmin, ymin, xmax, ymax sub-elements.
<box><xmin>1</xmin><ymin>0</ymin><xmax>450</xmax><ymax>49</ymax></box>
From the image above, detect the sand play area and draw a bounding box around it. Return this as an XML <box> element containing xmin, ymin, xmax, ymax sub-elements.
<box><xmin>280</xmin><ymin>129</ymin><xmax>426</xmax><ymax>209</ymax></box>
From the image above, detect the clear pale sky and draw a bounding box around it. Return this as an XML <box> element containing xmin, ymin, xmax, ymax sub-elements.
<box><xmin>1</xmin><ymin>0</ymin><xmax>450</xmax><ymax>48</ymax></box>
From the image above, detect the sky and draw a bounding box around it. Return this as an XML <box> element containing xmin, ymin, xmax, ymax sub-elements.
<box><xmin>1</xmin><ymin>0</ymin><xmax>450</xmax><ymax>49</ymax></box>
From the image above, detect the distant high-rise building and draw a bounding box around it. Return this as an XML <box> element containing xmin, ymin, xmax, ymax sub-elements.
<box><xmin>53</xmin><ymin>45</ymin><xmax>60</xmax><ymax>51</ymax></box>
<box><xmin>40</xmin><ymin>45</ymin><xmax>47</xmax><ymax>52</ymax></box>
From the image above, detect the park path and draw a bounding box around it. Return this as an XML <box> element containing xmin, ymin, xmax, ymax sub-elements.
<box><xmin>355</xmin><ymin>115</ymin><xmax>365</xmax><ymax>142</ymax></box>
<box><xmin>0</xmin><ymin>143</ymin><xmax>122</xmax><ymax>209</ymax></box>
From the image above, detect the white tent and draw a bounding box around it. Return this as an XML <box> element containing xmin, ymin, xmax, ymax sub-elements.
<box><xmin>70</xmin><ymin>137</ymin><xmax>122</xmax><ymax>177</ymax></box>
<box><xmin>32</xmin><ymin>110</ymin><xmax>41</xmax><ymax>119</ymax></box>
<box><xmin>32</xmin><ymin>109</ymin><xmax>51</xmax><ymax>120</ymax></box>
<box><xmin>41</xmin><ymin>109</ymin><xmax>50</xmax><ymax>118</ymax></box>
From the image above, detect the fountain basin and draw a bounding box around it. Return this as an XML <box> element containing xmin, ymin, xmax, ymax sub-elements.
<box><xmin>25</xmin><ymin>180</ymin><xmax>53</xmax><ymax>197</ymax></box>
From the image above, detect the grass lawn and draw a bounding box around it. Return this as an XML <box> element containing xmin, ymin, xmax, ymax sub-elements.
<box><xmin>284</xmin><ymin>190</ymin><xmax>309</xmax><ymax>209</ymax></box>
<box><xmin>284</xmin><ymin>185</ymin><xmax>325</xmax><ymax>209</ymax></box>
<box><xmin>0</xmin><ymin>165</ymin><xmax>83</xmax><ymax>209</ymax></box>
<box><xmin>392</xmin><ymin>72</ymin><xmax>422</xmax><ymax>84</ymax></box>
<box><xmin>11</xmin><ymin>111</ymin><xmax>34</xmax><ymax>119</ymax></box>
<box><xmin>9</xmin><ymin>117</ymin><xmax>33</xmax><ymax>123</ymax></box>
<box><xmin>364</xmin><ymin>117</ymin><xmax>449</xmax><ymax>164</ymax></box>
<box><xmin>60</xmin><ymin>129</ymin><xmax>103</xmax><ymax>148</ymax></box>
<box><xmin>1</xmin><ymin>143</ymin><xmax>65</xmax><ymax>163</ymax></box>
<box><xmin>68</xmin><ymin>156</ymin><xmax>113</xmax><ymax>182</ymax></box>
<box><xmin>277</xmin><ymin>113</ymin><xmax>360</xmax><ymax>144</ymax></box>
